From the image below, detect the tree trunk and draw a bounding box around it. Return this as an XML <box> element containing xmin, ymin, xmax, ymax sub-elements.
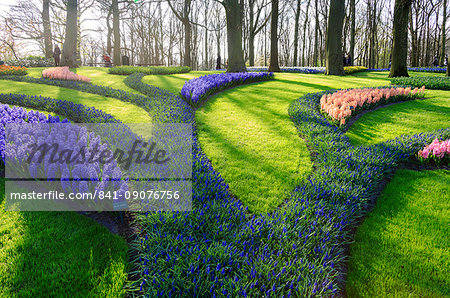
<box><xmin>112</xmin><ymin>0</ymin><xmax>121</xmax><ymax>66</ymax></box>
<box><xmin>389</xmin><ymin>0</ymin><xmax>412</xmax><ymax>78</ymax></box>
<box><xmin>293</xmin><ymin>0</ymin><xmax>301</xmax><ymax>66</ymax></box>
<box><xmin>249</xmin><ymin>1</ymin><xmax>255</xmax><ymax>66</ymax></box>
<box><xmin>183</xmin><ymin>0</ymin><xmax>192</xmax><ymax>67</ymax></box>
<box><xmin>326</xmin><ymin>0</ymin><xmax>345</xmax><ymax>75</ymax></box>
<box><xmin>409</xmin><ymin>8</ymin><xmax>417</xmax><ymax>67</ymax></box>
<box><xmin>268</xmin><ymin>0</ymin><xmax>280</xmax><ymax>72</ymax></box>
<box><xmin>183</xmin><ymin>20</ymin><xmax>191</xmax><ymax>67</ymax></box>
<box><xmin>313</xmin><ymin>0</ymin><xmax>319</xmax><ymax>66</ymax></box>
<box><xmin>440</xmin><ymin>0</ymin><xmax>447</xmax><ymax>66</ymax></box>
<box><xmin>106</xmin><ymin>9</ymin><xmax>112</xmax><ymax>55</ymax></box>
<box><xmin>369</xmin><ymin>0</ymin><xmax>377</xmax><ymax>68</ymax></box>
<box><xmin>204</xmin><ymin>3</ymin><xmax>208</xmax><ymax>69</ymax></box>
<box><xmin>61</xmin><ymin>0</ymin><xmax>79</xmax><ymax>67</ymax></box>
<box><xmin>301</xmin><ymin>0</ymin><xmax>311</xmax><ymax>66</ymax></box>
<box><xmin>349</xmin><ymin>0</ymin><xmax>355</xmax><ymax>65</ymax></box>
<box><xmin>223</xmin><ymin>0</ymin><xmax>246</xmax><ymax>72</ymax></box>
<box><xmin>42</xmin><ymin>0</ymin><xmax>53</xmax><ymax>59</ymax></box>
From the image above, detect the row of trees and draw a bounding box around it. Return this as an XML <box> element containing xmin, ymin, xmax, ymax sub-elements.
<box><xmin>1</xmin><ymin>0</ymin><xmax>449</xmax><ymax>76</ymax></box>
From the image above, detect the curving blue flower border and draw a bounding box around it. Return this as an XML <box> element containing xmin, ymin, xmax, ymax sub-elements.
<box><xmin>132</xmin><ymin>84</ymin><xmax>449</xmax><ymax>296</ymax></box>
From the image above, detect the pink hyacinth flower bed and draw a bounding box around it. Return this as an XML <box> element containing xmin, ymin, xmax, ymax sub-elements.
<box><xmin>42</xmin><ymin>66</ymin><xmax>91</xmax><ymax>83</ymax></box>
<box><xmin>320</xmin><ymin>86</ymin><xmax>425</xmax><ymax>125</ymax></box>
<box><xmin>417</xmin><ymin>139</ymin><xmax>450</xmax><ymax>165</ymax></box>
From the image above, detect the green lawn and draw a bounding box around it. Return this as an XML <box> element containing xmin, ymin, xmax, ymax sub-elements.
<box><xmin>345</xmin><ymin>92</ymin><xmax>450</xmax><ymax>146</ymax></box>
<box><xmin>141</xmin><ymin>70</ymin><xmax>223</xmax><ymax>94</ymax></box>
<box><xmin>346</xmin><ymin>169</ymin><xmax>450</xmax><ymax>297</ymax></box>
<box><xmin>0</xmin><ymin>79</ymin><xmax>151</xmax><ymax>124</ymax></box>
<box><xmin>146</xmin><ymin>71</ymin><xmax>446</xmax><ymax>213</ymax></box>
<box><xmin>0</xmin><ymin>179</ymin><xmax>129</xmax><ymax>297</ymax></box>
<box><xmin>26</xmin><ymin>67</ymin><xmax>143</xmax><ymax>95</ymax></box>
<box><xmin>2</xmin><ymin>69</ymin><xmax>448</xmax><ymax>213</ymax></box>
<box><xmin>0</xmin><ymin>67</ymin><xmax>448</xmax><ymax>295</ymax></box>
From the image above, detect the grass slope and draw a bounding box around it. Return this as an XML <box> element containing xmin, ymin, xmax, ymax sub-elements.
<box><xmin>5</xmin><ymin>69</ymin><xmax>448</xmax><ymax>213</ymax></box>
<box><xmin>0</xmin><ymin>80</ymin><xmax>151</xmax><ymax>124</ymax></box>
<box><xmin>346</xmin><ymin>169</ymin><xmax>450</xmax><ymax>297</ymax></box>
<box><xmin>26</xmin><ymin>67</ymin><xmax>143</xmax><ymax>95</ymax></box>
<box><xmin>141</xmin><ymin>71</ymin><xmax>223</xmax><ymax>94</ymax></box>
<box><xmin>0</xmin><ymin>179</ymin><xmax>128</xmax><ymax>297</ymax></box>
<box><xmin>147</xmin><ymin>71</ymin><xmax>446</xmax><ymax>213</ymax></box>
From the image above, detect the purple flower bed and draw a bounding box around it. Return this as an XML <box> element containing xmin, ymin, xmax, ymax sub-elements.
<box><xmin>0</xmin><ymin>104</ymin><xmax>68</xmax><ymax>162</ymax></box>
<box><xmin>368</xmin><ymin>67</ymin><xmax>447</xmax><ymax>73</ymax></box>
<box><xmin>181</xmin><ymin>72</ymin><xmax>274</xmax><ymax>107</ymax></box>
<box><xmin>132</xmin><ymin>86</ymin><xmax>450</xmax><ymax>296</ymax></box>
<box><xmin>247</xmin><ymin>66</ymin><xmax>326</xmax><ymax>74</ymax></box>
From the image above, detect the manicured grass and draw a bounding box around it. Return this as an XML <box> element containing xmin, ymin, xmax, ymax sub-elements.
<box><xmin>0</xmin><ymin>80</ymin><xmax>151</xmax><ymax>124</ymax></box>
<box><xmin>346</xmin><ymin>169</ymin><xmax>450</xmax><ymax>297</ymax></box>
<box><xmin>0</xmin><ymin>179</ymin><xmax>129</xmax><ymax>297</ymax></box>
<box><xmin>142</xmin><ymin>71</ymin><xmax>222</xmax><ymax>94</ymax></box>
<box><xmin>4</xmin><ymin>70</ymin><xmax>447</xmax><ymax>213</ymax></box>
<box><xmin>142</xmin><ymin>70</ymin><xmax>448</xmax><ymax>213</ymax></box>
<box><xmin>345</xmin><ymin>90</ymin><xmax>450</xmax><ymax>146</ymax></box>
<box><xmin>26</xmin><ymin>67</ymin><xmax>143</xmax><ymax>95</ymax></box>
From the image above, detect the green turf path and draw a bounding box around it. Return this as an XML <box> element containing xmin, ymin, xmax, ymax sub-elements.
<box><xmin>145</xmin><ymin>70</ymin><xmax>449</xmax><ymax>213</ymax></box>
<box><xmin>2</xmin><ymin>69</ymin><xmax>447</xmax><ymax>213</ymax></box>
<box><xmin>346</xmin><ymin>169</ymin><xmax>450</xmax><ymax>297</ymax></box>
<box><xmin>0</xmin><ymin>79</ymin><xmax>151</xmax><ymax>124</ymax></box>
<box><xmin>0</xmin><ymin>68</ymin><xmax>448</xmax><ymax>295</ymax></box>
<box><xmin>0</xmin><ymin>179</ymin><xmax>128</xmax><ymax>297</ymax></box>
<box><xmin>26</xmin><ymin>67</ymin><xmax>143</xmax><ymax>95</ymax></box>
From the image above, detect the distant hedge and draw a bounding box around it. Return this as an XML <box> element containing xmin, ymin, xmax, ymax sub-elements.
<box><xmin>344</xmin><ymin>66</ymin><xmax>368</xmax><ymax>75</ymax></box>
<box><xmin>4</xmin><ymin>57</ymin><xmax>54</xmax><ymax>68</ymax></box>
<box><xmin>391</xmin><ymin>76</ymin><xmax>450</xmax><ymax>90</ymax></box>
<box><xmin>108</xmin><ymin>66</ymin><xmax>191</xmax><ymax>75</ymax></box>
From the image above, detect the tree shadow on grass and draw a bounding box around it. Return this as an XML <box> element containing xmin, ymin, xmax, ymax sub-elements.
<box><xmin>346</xmin><ymin>99</ymin><xmax>450</xmax><ymax>146</ymax></box>
<box><xmin>0</xmin><ymin>178</ymin><xmax>128</xmax><ymax>297</ymax></box>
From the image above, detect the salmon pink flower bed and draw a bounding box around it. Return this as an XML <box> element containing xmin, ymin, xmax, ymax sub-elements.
<box><xmin>320</xmin><ymin>86</ymin><xmax>425</xmax><ymax>125</ymax></box>
<box><xmin>417</xmin><ymin>139</ymin><xmax>450</xmax><ymax>165</ymax></box>
<box><xmin>42</xmin><ymin>66</ymin><xmax>91</xmax><ymax>83</ymax></box>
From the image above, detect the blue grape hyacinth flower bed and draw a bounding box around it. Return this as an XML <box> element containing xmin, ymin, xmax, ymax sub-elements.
<box><xmin>180</xmin><ymin>72</ymin><xmax>274</xmax><ymax>107</ymax></box>
<box><xmin>132</xmin><ymin>85</ymin><xmax>450</xmax><ymax>296</ymax></box>
<box><xmin>368</xmin><ymin>67</ymin><xmax>447</xmax><ymax>73</ymax></box>
<box><xmin>247</xmin><ymin>66</ymin><xmax>326</xmax><ymax>74</ymax></box>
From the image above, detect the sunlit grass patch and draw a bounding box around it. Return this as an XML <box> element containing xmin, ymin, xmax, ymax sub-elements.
<box><xmin>346</xmin><ymin>169</ymin><xmax>450</xmax><ymax>297</ymax></box>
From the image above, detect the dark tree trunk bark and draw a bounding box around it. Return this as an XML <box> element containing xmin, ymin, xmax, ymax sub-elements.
<box><xmin>389</xmin><ymin>0</ymin><xmax>412</xmax><ymax>78</ymax></box>
<box><xmin>293</xmin><ymin>0</ymin><xmax>301</xmax><ymax>66</ymax></box>
<box><xmin>268</xmin><ymin>0</ymin><xmax>280</xmax><ymax>72</ymax></box>
<box><xmin>61</xmin><ymin>0</ymin><xmax>79</xmax><ymax>67</ymax></box>
<box><xmin>183</xmin><ymin>20</ymin><xmax>191</xmax><ymax>67</ymax></box>
<box><xmin>249</xmin><ymin>1</ymin><xmax>255</xmax><ymax>66</ymax></box>
<box><xmin>106</xmin><ymin>8</ymin><xmax>112</xmax><ymax>55</ymax></box>
<box><xmin>112</xmin><ymin>0</ymin><xmax>121</xmax><ymax>66</ymax></box>
<box><xmin>349</xmin><ymin>0</ymin><xmax>355</xmax><ymax>65</ymax></box>
<box><xmin>183</xmin><ymin>0</ymin><xmax>191</xmax><ymax>67</ymax></box>
<box><xmin>440</xmin><ymin>0</ymin><xmax>447</xmax><ymax>66</ymax></box>
<box><xmin>249</xmin><ymin>31</ymin><xmax>255</xmax><ymax>66</ymax></box>
<box><xmin>326</xmin><ymin>0</ymin><xmax>345</xmax><ymax>75</ymax></box>
<box><xmin>302</xmin><ymin>0</ymin><xmax>311</xmax><ymax>66</ymax></box>
<box><xmin>313</xmin><ymin>0</ymin><xmax>319</xmax><ymax>66</ymax></box>
<box><xmin>42</xmin><ymin>0</ymin><xmax>53</xmax><ymax>59</ymax></box>
<box><xmin>204</xmin><ymin>3</ymin><xmax>208</xmax><ymax>69</ymax></box>
<box><xmin>223</xmin><ymin>0</ymin><xmax>246</xmax><ymax>72</ymax></box>
<box><xmin>409</xmin><ymin>9</ymin><xmax>417</xmax><ymax>67</ymax></box>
